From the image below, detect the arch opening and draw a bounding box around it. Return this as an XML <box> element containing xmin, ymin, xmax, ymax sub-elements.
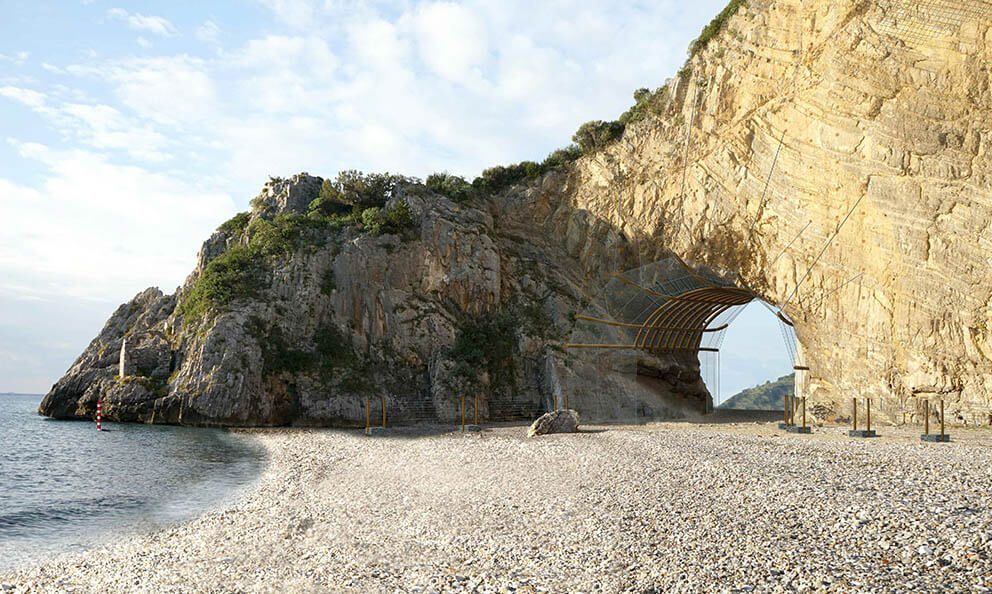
<box><xmin>562</xmin><ymin>258</ymin><xmax>804</xmax><ymax>421</ymax></box>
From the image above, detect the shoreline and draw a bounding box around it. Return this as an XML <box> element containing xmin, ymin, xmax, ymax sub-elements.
<box><xmin>3</xmin><ymin>421</ymin><xmax>992</xmax><ymax>592</ymax></box>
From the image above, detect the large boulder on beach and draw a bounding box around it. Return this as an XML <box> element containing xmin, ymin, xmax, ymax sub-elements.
<box><xmin>528</xmin><ymin>410</ymin><xmax>580</xmax><ymax>437</ymax></box>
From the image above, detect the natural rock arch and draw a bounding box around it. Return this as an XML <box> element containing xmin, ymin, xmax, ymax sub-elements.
<box><xmin>553</xmin><ymin>0</ymin><xmax>992</xmax><ymax>424</ymax></box>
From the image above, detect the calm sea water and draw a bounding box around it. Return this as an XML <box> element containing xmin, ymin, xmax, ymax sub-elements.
<box><xmin>0</xmin><ymin>394</ymin><xmax>265</xmax><ymax>571</ymax></box>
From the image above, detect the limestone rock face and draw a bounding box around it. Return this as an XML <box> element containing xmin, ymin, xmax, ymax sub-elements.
<box><xmin>528</xmin><ymin>410</ymin><xmax>580</xmax><ymax>437</ymax></box>
<box><xmin>42</xmin><ymin>0</ymin><xmax>991</xmax><ymax>427</ymax></box>
<box><xmin>557</xmin><ymin>0</ymin><xmax>992</xmax><ymax>424</ymax></box>
<box><xmin>39</xmin><ymin>174</ymin><xmax>708</xmax><ymax>426</ymax></box>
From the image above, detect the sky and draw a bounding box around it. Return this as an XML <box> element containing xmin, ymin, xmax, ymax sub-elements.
<box><xmin>0</xmin><ymin>0</ymin><xmax>791</xmax><ymax>395</ymax></box>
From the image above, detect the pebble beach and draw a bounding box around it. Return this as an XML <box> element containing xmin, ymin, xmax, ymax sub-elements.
<box><xmin>3</xmin><ymin>420</ymin><xmax>992</xmax><ymax>593</ymax></box>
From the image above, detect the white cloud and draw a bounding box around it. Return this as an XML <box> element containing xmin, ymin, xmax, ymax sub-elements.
<box><xmin>59</xmin><ymin>103</ymin><xmax>172</xmax><ymax>161</ymax></box>
<box><xmin>0</xmin><ymin>86</ymin><xmax>172</xmax><ymax>162</ymax></box>
<box><xmin>68</xmin><ymin>56</ymin><xmax>217</xmax><ymax>127</ymax></box>
<box><xmin>0</xmin><ymin>143</ymin><xmax>235</xmax><ymax>301</ymax></box>
<box><xmin>107</xmin><ymin>8</ymin><xmax>178</xmax><ymax>37</ymax></box>
<box><xmin>196</xmin><ymin>20</ymin><xmax>221</xmax><ymax>45</ymax></box>
<box><xmin>0</xmin><ymin>86</ymin><xmax>47</xmax><ymax>108</ymax></box>
<box><xmin>346</xmin><ymin>18</ymin><xmax>410</xmax><ymax>73</ymax></box>
<box><xmin>236</xmin><ymin>35</ymin><xmax>337</xmax><ymax>72</ymax></box>
<box><xmin>255</xmin><ymin>0</ymin><xmax>316</xmax><ymax>29</ymax></box>
<box><xmin>137</xmin><ymin>37</ymin><xmax>152</xmax><ymax>48</ymax></box>
<box><xmin>410</xmin><ymin>2</ymin><xmax>489</xmax><ymax>86</ymax></box>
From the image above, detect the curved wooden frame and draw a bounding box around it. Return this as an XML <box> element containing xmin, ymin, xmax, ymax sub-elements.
<box><xmin>570</xmin><ymin>286</ymin><xmax>755</xmax><ymax>356</ymax></box>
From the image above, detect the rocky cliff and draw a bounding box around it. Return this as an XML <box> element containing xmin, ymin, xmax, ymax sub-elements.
<box><xmin>40</xmin><ymin>0</ymin><xmax>992</xmax><ymax>426</ymax></box>
<box><xmin>39</xmin><ymin>172</ymin><xmax>709</xmax><ymax>426</ymax></box>
<box><xmin>562</xmin><ymin>0</ymin><xmax>992</xmax><ymax>424</ymax></box>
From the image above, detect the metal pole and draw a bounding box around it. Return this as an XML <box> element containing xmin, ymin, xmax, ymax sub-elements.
<box><xmin>852</xmin><ymin>398</ymin><xmax>857</xmax><ymax>431</ymax></box>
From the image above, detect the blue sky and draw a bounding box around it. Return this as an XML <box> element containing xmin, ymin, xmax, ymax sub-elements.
<box><xmin>0</xmin><ymin>0</ymin><xmax>791</xmax><ymax>395</ymax></box>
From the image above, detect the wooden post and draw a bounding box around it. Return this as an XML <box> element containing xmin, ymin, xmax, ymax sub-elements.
<box><xmin>940</xmin><ymin>400</ymin><xmax>945</xmax><ymax>438</ymax></box>
<box><xmin>866</xmin><ymin>398</ymin><xmax>871</xmax><ymax>432</ymax></box>
<box><xmin>474</xmin><ymin>394</ymin><xmax>479</xmax><ymax>426</ymax></box>
<box><xmin>924</xmin><ymin>400</ymin><xmax>930</xmax><ymax>435</ymax></box>
<box><xmin>784</xmin><ymin>395</ymin><xmax>789</xmax><ymax>425</ymax></box>
<box><xmin>852</xmin><ymin>398</ymin><xmax>857</xmax><ymax>431</ymax></box>
<box><xmin>381</xmin><ymin>395</ymin><xmax>386</xmax><ymax>429</ymax></box>
<box><xmin>786</xmin><ymin>394</ymin><xmax>792</xmax><ymax>424</ymax></box>
<box><xmin>461</xmin><ymin>396</ymin><xmax>465</xmax><ymax>433</ymax></box>
<box><xmin>802</xmin><ymin>397</ymin><xmax>807</xmax><ymax>429</ymax></box>
<box><xmin>365</xmin><ymin>398</ymin><xmax>370</xmax><ymax>432</ymax></box>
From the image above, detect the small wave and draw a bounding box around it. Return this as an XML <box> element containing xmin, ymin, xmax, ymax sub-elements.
<box><xmin>0</xmin><ymin>494</ymin><xmax>147</xmax><ymax>534</ymax></box>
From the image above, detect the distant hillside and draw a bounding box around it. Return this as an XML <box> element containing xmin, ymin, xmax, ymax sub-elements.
<box><xmin>718</xmin><ymin>374</ymin><xmax>793</xmax><ymax>410</ymax></box>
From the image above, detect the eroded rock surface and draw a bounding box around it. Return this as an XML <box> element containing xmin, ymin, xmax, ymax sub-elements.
<box><xmin>40</xmin><ymin>0</ymin><xmax>992</xmax><ymax>426</ymax></box>
<box><xmin>558</xmin><ymin>0</ymin><xmax>992</xmax><ymax>424</ymax></box>
<box><xmin>39</xmin><ymin>174</ymin><xmax>707</xmax><ymax>426</ymax></box>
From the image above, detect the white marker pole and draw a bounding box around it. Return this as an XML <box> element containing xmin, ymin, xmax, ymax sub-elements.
<box><xmin>96</xmin><ymin>400</ymin><xmax>102</xmax><ymax>432</ymax></box>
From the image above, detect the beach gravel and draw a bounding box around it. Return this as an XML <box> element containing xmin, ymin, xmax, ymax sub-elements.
<box><xmin>3</xmin><ymin>422</ymin><xmax>992</xmax><ymax>593</ymax></box>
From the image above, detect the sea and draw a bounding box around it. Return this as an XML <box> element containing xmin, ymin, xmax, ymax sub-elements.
<box><xmin>0</xmin><ymin>393</ymin><xmax>265</xmax><ymax>571</ymax></box>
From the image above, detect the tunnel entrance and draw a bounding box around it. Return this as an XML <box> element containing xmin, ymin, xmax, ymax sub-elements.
<box><xmin>563</xmin><ymin>258</ymin><xmax>804</xmax><ymax>419</ymax></box>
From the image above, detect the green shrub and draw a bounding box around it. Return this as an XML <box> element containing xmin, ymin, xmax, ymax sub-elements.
<box><xmin>178</xmin><ymin>246</ymin><xmax>266</xmax><ymax>324</ymax></box>
<box><xmin>307</xmin><ymin>179</ymin><xmax>352</xmax><ymax>217</ymax></box>
<box><xmin>258</xmin><ymin>325</ymin><xmax>314</xmax><ymax>375</ymax></box>
<box><xmin>572</xmin><ymin>120</ymin><xmax>625</xmax><ymax>154</ymax></box>
<box><xmin>383</xmin><ymin>201</ymin><xmax>414</xmax><ymax>232</ymax></box>
<box><xmin>688</xmin><ymin>0</ymin><xmax>746</xmax><ymax>58</ymax></box>
<box><xmin>448</xmin><ymin>310</ymin><xmax>519</xmax><ymax>393</ymax></box>
<box><xmin>335</xmin><ymin>170</ymin><xmax>408</xmax><ymax>209</ymax></box>
<box><xmin>472</xmin><ymin>163</ymin><xmax>531</xmax><ymax>195</ymax></box>
<box><xmin>313</xmin><ymin>323</ymin><xmax>355</xmax><ymax>370</ymax></box>
<box><xmin>359</xmin><ymin>207</ymin><xmax>383</xmax><ymax>235</ymax></box>
<box><xmin>540</xmin><ymin>145</ymin><xmax>581</xmax><ymax>170</ymax></box>
<box><xmin>218</xmin><ymin>212</ymin><xmax>251</xmax><ymax>235</ymax></box>
<box><xmin>358</xmin><ymin>202</ymin><xmax>416</xmax><ymax>236</ymax></box>
<box><xmin>619</xmin><ymin>87</ymin><xmax>672</xmax><ymax>125</ymax></box>
<box><xmin>180</xmin><ymin>213</ymin><xmax>336</xmax><ymax>325</ymax></box>
<box><xmin>320</xmin><ymin>270</ymin><xmax>336</xmax><ymax>295</ymax></box>
<box><xmin>426</xmin><ymin>173</ymin><xmax>475</xmax><ymax>202</ymax></box>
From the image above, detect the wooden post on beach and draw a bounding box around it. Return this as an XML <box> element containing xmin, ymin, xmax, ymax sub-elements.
<box><xmin>866</xmin><ymin>398</ymin><xmax>872</xmax><ymax>433</ymax></box>
<box><xmin>474</xmin><ymin>394</ymin><xmax>479</xmax><ymax>426</ymax></box>
<box><xmin>852</xmin><ymin>398</ymin><xmax>857</xmax><ymax>431</ymax></box>
<box><xmin>365</xmin><ymin>398</ymin><xmax>370</xmax><ymax>433</ymax></box>
<box><xmin>924</xmin><ymin>400</ymin><xmax>930</xmax><ymax>435</ymax></box>
<box><xmin>381</xmin><ymin>395</ymin><xmax>386</xmax><ymax>429</ymax></box>
<box><xmin>461</xmin><ymin>396</ymin><xmax>466</xmax><ymax>433</ymax></box>
<box><xmin>802</xmin><ymin>397</ymin><xmax>807</xmax><ymax>429</ymax></box>
<box><xmin>940</xmin><ymin>400</ymin><xmax>945</xmax><ymax>438</ymax></box>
